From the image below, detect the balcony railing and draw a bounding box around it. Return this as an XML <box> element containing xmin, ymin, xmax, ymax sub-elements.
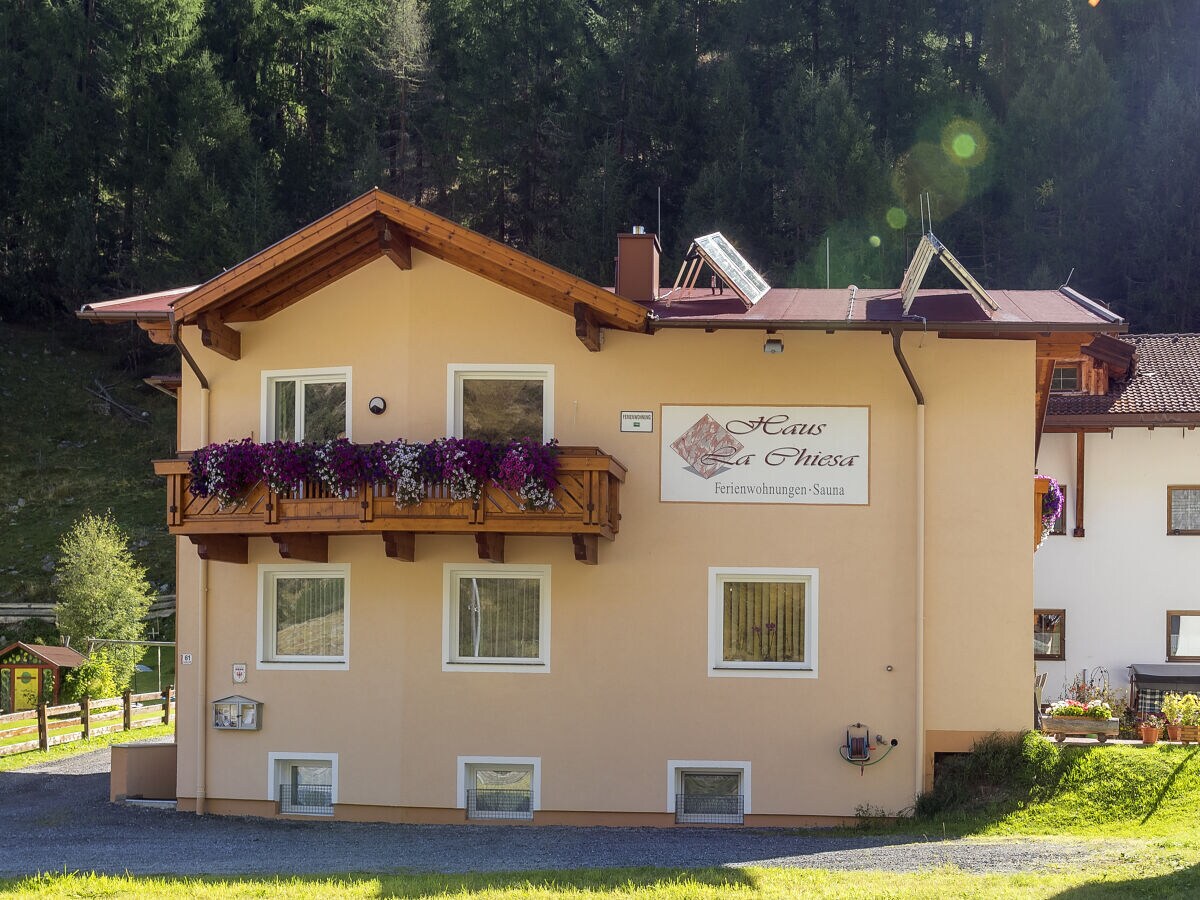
<box><xmin>154</xmin><ymin>447</ymin><xmax>625</xmax><ymax>565</ymax></box>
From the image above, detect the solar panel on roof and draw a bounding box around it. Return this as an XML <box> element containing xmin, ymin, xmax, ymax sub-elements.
<box><xmin>692</xmin><ymin>233</ymin><xmax>770</xmax><ymax>307</ymax></box>
<box><xmin>900</xmin><ymin>232</ymin><xmax>998</xmax><ymax>315</ymax></box>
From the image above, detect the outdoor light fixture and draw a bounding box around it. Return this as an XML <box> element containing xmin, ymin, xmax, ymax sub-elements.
<box><xmin>763</xmin><ymin>338</ymin><xmax>784</xmax><ymax>354</ymax></box>
<box><xmin>368</xmin><ymin>396</ymin><xmax>387</xmax><ymax>415</ymax></box>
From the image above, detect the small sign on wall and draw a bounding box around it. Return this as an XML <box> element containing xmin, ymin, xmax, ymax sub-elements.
<box><xmin>232</xmin><ymin>663</ymin><xmax>247</xmax><ymax>684</ymax></box>
<box><xmin>621</xmin><ymin>411</ymin><xmax>654</xmax><ymax>433</ymax></box>
<box><xmin>181</xmin><ymin>653</ymin><xmax>193</xmax><ymax>665</ymax></box>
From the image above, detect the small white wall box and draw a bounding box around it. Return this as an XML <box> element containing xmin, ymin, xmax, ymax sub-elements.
<box><xmin>211</xmin><ymin>695</ymin><xmax>263</xmax><ymax>730</ymax></box>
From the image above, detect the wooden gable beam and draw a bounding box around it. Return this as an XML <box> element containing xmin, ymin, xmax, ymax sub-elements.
<box><xmin>574</xmin><ymin>303</ymin><xmax>602</xmax><ymax>352</ymax></box>
<box><xmin>196</xmin><ymin>313</ymin><xmax>241</xmax><ymax>360</ymax></box>
<box><xmin>377</xmin><ymin>216</ymin><xmax>411</xmax><ymax>270</ymax></box>
<box><xmin>138</xmin><ymin>321</ymin><xmax>173</xmax><ymax>345</ymax></box>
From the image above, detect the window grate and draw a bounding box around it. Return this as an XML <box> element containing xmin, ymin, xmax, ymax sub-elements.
<box><xmin>675</xmin><ymin>793</ymin><xmax>745</xmax><ymax>825</ymax></box>
<box><xmin>466</xmin><ymin>788</ymin><xmax>533</xmax><ymax>820</ymax></box>
<box><xmin>278</xmin><ymin>783</ymin><xmax>333</xmax><ymax>816</ymax></box>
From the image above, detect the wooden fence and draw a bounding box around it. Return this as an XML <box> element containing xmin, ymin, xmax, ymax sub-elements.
<box><xmin>0</xmin><ymin>686</ymin><xmax>174</xmax><ymax>758</ymax></box>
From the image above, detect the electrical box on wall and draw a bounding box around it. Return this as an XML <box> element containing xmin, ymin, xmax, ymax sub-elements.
<box><xmin>212</xmin><ymin>695</ymin><xmax>262</xmax><ymax>730</ymax></box>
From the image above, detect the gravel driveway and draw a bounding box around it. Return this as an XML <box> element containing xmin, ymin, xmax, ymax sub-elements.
<box><xmin>0</xmin><ymin>742</ymin><xmax>1137</xmax><ymax>878</ymax></box>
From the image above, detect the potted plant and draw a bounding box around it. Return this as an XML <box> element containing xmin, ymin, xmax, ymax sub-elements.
<box><xmin>1040</xmin><ymin>699</ymin><xmax>1119</xmax><ymax>743</ymax></box>
<box><xmin>1140</xmin><ymin>715</ymin><xmax>1162</xmax><ymax>745</ymax></box>
<box><xmin>1180</xmin><ymin>694</ymin><xmax>1200</xmax><ymax>744</ymax></box>
<box><xmin>1161</xmin><ymin>693</ymin><xmax>1185</xmax><ymax>742</ymax></box>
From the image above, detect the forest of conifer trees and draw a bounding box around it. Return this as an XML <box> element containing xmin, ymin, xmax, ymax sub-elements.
<box><xmin>2</xmin><ymin>0</ymin><xmax>1198</xmax><ymax>331</ymax></box>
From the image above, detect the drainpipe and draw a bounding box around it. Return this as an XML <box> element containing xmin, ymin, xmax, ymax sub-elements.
<box><xmin>891</xmin><ymin>329</ymin><xmax>926</xmax><ymax>802</ymax></box>
<box><xmin>172</xmin><ymin>313</ymin><xmax>210</xmax><ymax>815</ymax></box>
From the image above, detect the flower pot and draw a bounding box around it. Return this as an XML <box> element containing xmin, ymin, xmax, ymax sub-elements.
<box><xmin>1167</xmin><ymin>724</ymin><xmax>1183</xmax><ymax>742</ymax></box>
<box><xmin>1141</xmin><ymin>725</ymin><xmax>1161</xmax><ymax>745</ymax></box>
<box><xmin>1179</xmin><ymin>725</ymin><xmax>1200</xmax><ymax>744</ymax></box>
<box><xmin>1040</xmin><ymin>716</ymin><xmax>1120</xmax><ymax>743</ymax></box>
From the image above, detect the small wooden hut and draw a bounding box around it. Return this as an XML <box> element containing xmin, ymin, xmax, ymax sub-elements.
<box><xmin>0</xmin><ymin>642</ymin><xmax>85</xmax><ymax>713</ymax></box>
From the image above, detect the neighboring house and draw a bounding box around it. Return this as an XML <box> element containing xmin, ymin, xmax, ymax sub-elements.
<box><xmin>81</xmin><ymin>189</ymin><xmax>1120</xmax><ymax>825</ymax></box>
<box><xmin>1037</xmin><ymin>334</ymin><xmax>1200</xmax><ymax>709</ymax></box>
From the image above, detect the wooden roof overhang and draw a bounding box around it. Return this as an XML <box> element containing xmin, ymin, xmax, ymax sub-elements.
<box><xmin>170</xmin><ymin>190</ymin><xmax>649</xmax><ymax>359</ymax></box>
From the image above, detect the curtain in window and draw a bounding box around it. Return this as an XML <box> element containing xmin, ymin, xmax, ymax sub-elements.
<box><xmin>722</xmin><ymin>580</ymin><xmax>805</xmax><ymax>663</ymax></box>
<box><xmin>275</xmin><ymin>577</ymin><xmax>345</xmax><ymax>657</ymax></box>
<box><xmin>1170</xmin><ymin>614</ymin><xmax>1200</xmax><ymax>658</ymax></box>
<box><xmin>1171</xmin><ymin>489</ymin><xmax>1200</xmax><ymax>532</ymax></box>
<box><xmin>458</xmin><ymin>577</ymin><xmax>540</xmax><ymax>659</ymax></box>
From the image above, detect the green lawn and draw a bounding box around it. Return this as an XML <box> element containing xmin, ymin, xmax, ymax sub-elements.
<box><xmin>0</xmin><ymin>723</ymin><xmax>173</xmax><ymax>773</ymax></box>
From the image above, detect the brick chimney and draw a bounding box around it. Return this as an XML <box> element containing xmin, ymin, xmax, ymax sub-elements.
<box><xmin>616</xmin><ymin>227</ymin><xmax>660</xmax><ymax>303</ymax></box>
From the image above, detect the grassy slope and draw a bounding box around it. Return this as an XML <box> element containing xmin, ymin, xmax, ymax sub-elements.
<box><xmin>0</xmin><ymin>322</ymin><xmax>175</xmax><ymax>606</ymax></box>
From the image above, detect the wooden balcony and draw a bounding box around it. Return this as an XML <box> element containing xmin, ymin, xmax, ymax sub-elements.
<box><xmin>153</xmin><ymin>447</ymin><xmax>626</xmax><ymax>565</ymax></box>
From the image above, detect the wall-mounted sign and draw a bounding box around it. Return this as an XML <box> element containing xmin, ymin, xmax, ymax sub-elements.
<box><xmin>621</xmin><ymin>411</ymin><xmax>654</xmax><ymax>433</ymax></box>
<box><xmin>232</xmin><ymin>663</ymin><xmax>247</xmax><ymax>684</ymax></box>
<box><xmin>661</xmin><ymin>405</ymin><xmax>869</xmax><ymax>504</ymax></box>
<box><xmin>181</xmin><ymin>653</ymin><xmax>193</xmax><ymax>665</ymax></box>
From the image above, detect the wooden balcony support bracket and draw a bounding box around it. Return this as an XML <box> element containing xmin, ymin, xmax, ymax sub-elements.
<box><xmin>476</xmin><ymin>532</ymin><xmax>505</xmax><ymax>563</ymax></box>
<box><xmin>574</xmin><ymin>302</ymin><xmax>602</xmax><ymax>352</ymax></box>
<box><xmin>196</xmin><ymin>313</ymin><xmax>241</xmax><ymax>361</ymax></box>
<box><xmin>383</xmin><ymin>531</ymin><xmax>415</xmax><ymax>562</ymax></box>
<box><xmin>272</xmin><ymin>533</ymin><xmax>329</xmax><ymax>563</ymax></box>
<box><xmin>572</xmin><ymin>533</ymin><xmax>598</xmax><ymax>565</ymax></box>
<box><xmin>189</xmin><ymin>534</ymin><xmax>248</xmax><ymax>564</ymax></box>
<box><xmin>377</xmin><ymin>215</ymin><xmax>412</xmax><ymax>270</ymax></box>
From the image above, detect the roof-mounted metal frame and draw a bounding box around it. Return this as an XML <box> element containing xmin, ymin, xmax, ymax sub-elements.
<box><xmin>674</xmin><ymin>232</ymin><xmax>770</xmax><ymax>308</ymax></box>
<box><xmin>900</xmin><ymin>232</ymin><xmax>998</xmax><ymax>315</ymax></box>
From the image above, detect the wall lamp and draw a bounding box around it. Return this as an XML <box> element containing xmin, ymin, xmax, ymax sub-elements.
<box><xmin>763</xmin><ymin>337</ymin><xmax>784</xmax><ymax>354</ymax></box>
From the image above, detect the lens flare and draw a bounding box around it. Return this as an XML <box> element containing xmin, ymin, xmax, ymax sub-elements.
<box><xmin>940</xmin><ymin>118</ymin><xmax>988</xmax><ymax>168</ymax></box>
<box><xmin>886</xmin><ymin>207</ymin><xmax>908</xmax><ymax>230</ymax></box>
<box><xmin>869</xmin><ymin>235</ymin><xmax>881</xmax><ymax>248</ymax></box>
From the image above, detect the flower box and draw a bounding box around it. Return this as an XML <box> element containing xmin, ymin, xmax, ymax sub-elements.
<box><xmin>1040</xmin><ymin>715</ymin><xmax>1119</xmax><ymax>743</ymax></box>
<box><xmin>1180</xmin><ymin>725</ymin><xmax>1200</xmax><ymax>744</ymax></box>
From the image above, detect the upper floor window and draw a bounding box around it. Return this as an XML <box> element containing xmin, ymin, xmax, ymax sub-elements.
<box><xmin>263</xmin><ymin>368</ymin><xmax>351</xmax><ymax>441</ymax></box>
<box><xmin>447</xmin><ymin>365</ymin><xmax>553</xmax><ymax>444</ymax></box>
<box><xmin>708</xmin><ymin>568</ymin><xmax>817</xmax><ymax>678</ymax></box>
<box><xmin>1167</xmin><ymin>486</ymin><xmax>1200</xmax><ymax>535</ymax></box>
<box><xmin>1050</xmin><ymin>364</ymin><xmax>1081</xmax><ymax>393</ymax></box>
<box><xmin>1050</xmin><ymin>485</ymin><xmax>1068</xmax><ymax>536</ymax></box>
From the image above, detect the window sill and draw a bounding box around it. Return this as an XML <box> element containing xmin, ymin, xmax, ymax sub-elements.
<box><xmin>257</xmin><ymin>660</ymin><xmax>349</xmax><ymax>671</ymax></box>
<box><xmin>443</xmin><ymin>660</ymin><xmax>549</xmax><ymax>674</ymax></box>
<box><xmin>709</xmin><ymin>665</ymin><xmax>817</xmax><ymax>679</ymax></box>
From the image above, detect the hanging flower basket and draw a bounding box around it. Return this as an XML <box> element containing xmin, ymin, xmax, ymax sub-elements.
<box><xmin>1035</xmin><ymin>475</ymin><xmax>1064</xmax><ymax>550</ymax></box>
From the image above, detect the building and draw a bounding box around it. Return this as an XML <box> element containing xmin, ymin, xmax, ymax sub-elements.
<box><xmin>81</xmin><ymin>189</ymin><xmax>1121</xmax><ymax>824</ymax></box>
<box><xmin>1037</xmin><ymin>334</ymin><xmax>1200</xmax><ymax>710</ymax></box>
<box><xmin>0</xmin><ymin>641</ymin><xmax>85</xmax><ymax>712</ymax></box>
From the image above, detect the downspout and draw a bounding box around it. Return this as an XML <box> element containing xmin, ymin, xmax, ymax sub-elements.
<box><xmin>891</xmin><ymin>329</ymin><xmax>926</xmax><ymax>802</ymax></box>
<box><xmin>172</xmin><ymin>312</ymin><xmax>210</xmax><ymax>815</ymax></box>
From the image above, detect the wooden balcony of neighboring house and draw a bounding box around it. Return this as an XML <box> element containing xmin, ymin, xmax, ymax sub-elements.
<box><xmin>153</xmin><ymin>448</ymin><xmax>626</xmax><ymax>565</ymax></box>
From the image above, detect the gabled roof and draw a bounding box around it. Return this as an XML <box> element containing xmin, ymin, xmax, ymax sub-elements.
<box><xmin>174</xmin><ymin>189</ymin><xmax>648</xmax><ymax>333</ymax></box>
<box><xmin>0</xmin><ymin>641</ymin><xmax>86</xmax><ymax>668</ymax></box>
<box><xmin>1048</xmin><ymin>334</ymin><xmax>1200</xmax><ymax>424</ymax></box>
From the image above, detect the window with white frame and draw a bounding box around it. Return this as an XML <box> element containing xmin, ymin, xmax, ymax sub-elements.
<box><xmin>447</xmin><ymin>365</ymin><xmax>553</xmax><ymax>444</ymax></box>
<box><xmin>667</xmin><ymin>760</ymin><xmax>749</xmax><ymax>825</ymax></box>
<box><xmin>258</xmin><ymin>565</ymin><xmax>349</xmax><ymax>669</ymax></box>
<box><xmin>458</xmin><ymin>758</ymin><xmax>539</xmax><ymax>821</ymax></box>
<box><xmin>269</xmin><ymin>752</ymin><xmax>337</xmax><ymax>816</ymax></box>
<box><xmin>263</xmin><ymin>368</ymin><xmax>350</xmax><ymax>442</ymax></box>
<box><xmin>443</xmin><ymin>565</ymin><xmax>549</xmax><ymax>671</ymax></box>
<box><xmin>708</xmin><ymin>568</ymin><xmax>817</xmax><ymax>678</ymax></box>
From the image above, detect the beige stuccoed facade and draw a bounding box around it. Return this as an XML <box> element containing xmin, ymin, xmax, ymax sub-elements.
<box><xmin>168</xmin><ymin>252</ymin><xmax>1033</xmax><ymax>823</ymax></box>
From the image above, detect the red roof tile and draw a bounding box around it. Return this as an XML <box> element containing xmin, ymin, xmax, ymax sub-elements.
<box><xmin>1048</xmin><ymin>334</ymin><xmax>1200</xmax><ymax>419</ymax></box>
<box><xmin>78</xmin><ymin>286</ymin><xmax>196</xmax><ymax>321</ymax></box>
